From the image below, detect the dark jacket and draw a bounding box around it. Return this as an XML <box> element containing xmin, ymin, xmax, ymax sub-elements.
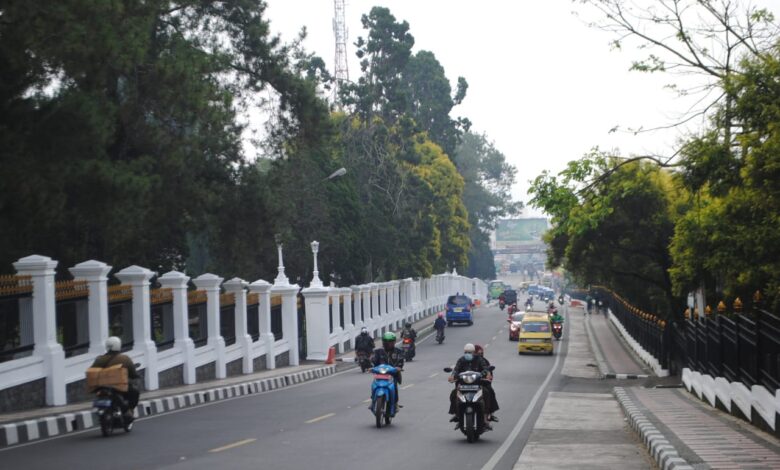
<box><xmin>400</xmin><ymin>328</ymin><xmax>417</xmax><ymax>340</ymax></box>
<box><xmin>452</xmin><ymin>355</ymin><xmax>489</xmax><ymax>376</ymax></box>
<box><xmin>355</xmin><ymin>333</ymin><xmax>375</xmax><ymax>352</ymax></box>
<box><xmin>91</xmin><ymin>352</ymin><xmax>139</xmax><ymax>380</ymax></box>
<box><xmin>434</xmin><ymin>317</ymin><xmax>446</xmax><ymax>330</ymax></box>
<box><xmin>371</xmin><ymin>347</ymin><xmax>405</xmax><ymax>369</ymax></box>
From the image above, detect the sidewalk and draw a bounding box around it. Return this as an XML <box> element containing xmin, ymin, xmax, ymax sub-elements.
<box><xmin>514</xmin><ymin>304</ymin><xmax>655</xmax><ymax>469</ymax></box>
<box><xmin>0</xmin><ymin>309</ymin><xmax>444</xmax><ymax>448</ymax></box>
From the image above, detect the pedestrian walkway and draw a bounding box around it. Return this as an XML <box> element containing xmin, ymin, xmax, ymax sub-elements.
<box><xmin>514</xmin><ymin>303</ymin><xmax>654</xmax><ymax>469</ymax></box>
<box><xmin>586</xmin><ymin>311</ymin><xmax>650</xmax><ymax>377</ymax></box>
<box><xmin>625</xmin><ymin>386</ymin><xmax>780</xmax><ymax>469</ymax></box>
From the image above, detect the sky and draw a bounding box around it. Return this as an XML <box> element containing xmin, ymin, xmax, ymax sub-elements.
<box><xmin>259</xmin><ymin>0</ymin><xmax>779</xmax><ymax>216</ymax></box>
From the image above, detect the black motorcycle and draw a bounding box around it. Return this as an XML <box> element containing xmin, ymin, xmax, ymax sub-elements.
<box><xmin>93</xmin><ymin>387</ymin><xmax>133</xmax><ymax>437</ymax></box>
<box><xmin>444</xmin><ymin>366</ymin><xmax>495</xmax><ymax>443</ymax></box>
<box><xmin>356</xmin><ymin>350</ymin><xmax>372</xmax><ymax>373</ymax></box>
<box><xmin>435</xmin><ymin>328</ymin><xmax>445</xmax><ymax>344</ymax></box>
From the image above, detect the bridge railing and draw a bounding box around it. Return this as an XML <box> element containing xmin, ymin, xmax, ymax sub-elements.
<box><xmin>0</xmin><ymin>253</ymin><xmax>480</xmax><ymax>411</ymax></box>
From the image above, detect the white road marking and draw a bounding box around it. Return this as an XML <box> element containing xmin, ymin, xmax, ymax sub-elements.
<box><xmin>429</xmin><ymin>372</ymin><xmax>439</xmax><ymax>378</ymax></box>
<box><xmin>401</xmin><ymin>384</ymin><xmax>415</xmax><ymax>390</ymax></box>
<box><xmin>480</xmin><ymin>342</ymin><xmax>563</xmax><ymax>470</ymax></box>
<box><xmin>208</xmin><ymin>438</ymin><xmax>256</xmax><ymax>453</ymax></box>
<box><xmin>305</xmin><ymin>412</ymin><xmax>336</xmax><ymax>424</ymax></box>
<box><xmin>492</xmin><ymin>336</ymin><xmax>497</xmax><ymax>341</ymax></box>
<box><xmin>484</xmin><ymin>343</ymin><xmax>490</xmax><ymax>348</ymax></box>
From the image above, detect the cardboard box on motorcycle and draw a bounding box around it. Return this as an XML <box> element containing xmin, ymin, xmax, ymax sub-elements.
<box><xmin>85</xmin><ymin>364</ymin><xmax>129</xmax><ymax>392</ymax></box>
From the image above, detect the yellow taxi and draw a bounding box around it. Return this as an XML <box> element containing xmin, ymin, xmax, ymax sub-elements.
<box><xmin>517</xmin><ymin>313</ymin><xmax>554</xmax><ymax>355</ymax></box>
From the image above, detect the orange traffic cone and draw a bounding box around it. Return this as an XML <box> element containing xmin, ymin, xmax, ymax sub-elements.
<box><xmin>325</xmin><ymin>346</ymin><xmax>336</xmax><ymax>364</ymax></box>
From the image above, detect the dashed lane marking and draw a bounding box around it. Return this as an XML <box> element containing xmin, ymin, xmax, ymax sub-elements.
<box><xmin>492</xmin><ymin>336</ymin><xmax>497</xmax><ymax>341</ymax></box>
<box><xmin>305</xmin><ymin>412</ymin><xmax>336</xmax><ymax>424</ymax></box>
<box><xmin>401</xmin><ymin>384</ymin><xmax>415</xmax><ymax>390</ymax></box>
<box><xmin>209</xmin><ymin>438</ymin><xmax>256</xmax><ymax>453</ymax></box>
<box><xmin>484</xmin><ymin>343</ymin><xmax>490</xmax><ymax>348</ymax></box>
<box><xmin>429</xmin><ymin>373</ymin><xmax>439</xmax><ymax>378</ymax></box>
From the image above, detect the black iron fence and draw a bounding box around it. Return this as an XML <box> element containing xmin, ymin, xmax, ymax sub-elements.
<box><xmin>593</xmin><ymin>286</ymin><xmax>780</xmax><ymax>393</ymax></box>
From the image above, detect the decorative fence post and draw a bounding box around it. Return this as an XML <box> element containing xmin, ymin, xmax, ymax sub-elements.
<box><xmin>158</xmin><ymin>271</ymin><xmax>196</xmax><ymax>384</ymax></box>
<box><xmin>224</xmin><ymin>278</ymin><xmax>252</xmax><ymax>374</ymax></box>
<box><xmin>302</xmin><ymin>283</ymin><xmax>330</xmax><ymax>361</ymax></box>
<box><xmin>271</xmin><ymin>244</ymin><xmax>300</xmax><ymax>366</ymax></box>
<box><xmin>370</xmin><ymin>283</ymin><xmax>380</xmax><ymax>333</ymax></box>
<box><xmin>330</xmin><ymin>288</ymin><xmax>344</xmax><ymax>353</ymax></box>
<box><xmin>69</xmin><ymin>260</ymin><xmax>111</xmax><ymax>356</ymax></box>
<box><xmin>193</xmin><ymin>273</ymin><xmax>226</xmax><ymax>379</ymax></box>
<box><xmin>248</xmin><ymin>279</ymin><xmax>275</xmax><ymax>370</ymax></box>
<box><xmin>115</xmin><ymin>265</ymin><xmax>159</xmax><ymax>390</ymax></box>
<box><xmin>351</xmin><ymin>285</ymin><xmax>364</xmax><ymax>334</ymax></box>
<box><xmin>341</xmin><ymin>287</ymin><xmax>355</xmax><ymax>350</ymax></box>
<box><xmin>14</xmin><ymin>255</ymin><xmax>66</xmax><ymax>405</ymax></box>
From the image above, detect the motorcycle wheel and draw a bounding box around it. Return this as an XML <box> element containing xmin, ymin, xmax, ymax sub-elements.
<box><xmin>384</xmin><ymin>400</ymin><xmax>393</xmax><ymax>426</ymax></box>
<box><xmin>99</xmin><ymin>413</ymin><xmax>113</xmax><ymax>437</ymax></box>
<box><xmin>374</xmin><ymin>396</ymin><xmax>385</xmax><ymax>429</ymax></box>
<box><xmin>465</xmin><ymin>413</ymin><xmax>477</xmax><ymax>443</ymax></box>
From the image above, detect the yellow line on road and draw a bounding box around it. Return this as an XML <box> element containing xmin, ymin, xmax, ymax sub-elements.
<box><xmin>429</xmin><ymin>372</ymin><xmax>439</xmax><ymax>378</ymax></box>
<box><xmin>208</xmin><ymin>438</ymin><xmax>256</xmax><ymax>453</ymax></box>
<box><xmin>305</xmin><ymin>412</ymin><xmax>336</xmax><ymax>424</ymax></box>
<box><xmin>401</xmin><ymin>383</ymin><xmax>415</xmax><ymax>390</ymax></box>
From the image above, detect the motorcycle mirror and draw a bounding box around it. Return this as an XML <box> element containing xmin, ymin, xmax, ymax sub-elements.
<box><xmin>443</xmin><ymin>367</ymin><xmax>453</xmax><ymax>373</ymax></box>
<box><xmin>488</xmin><ymin>365</ymin><xmax>496</xmax><ymax>371</ymax></box>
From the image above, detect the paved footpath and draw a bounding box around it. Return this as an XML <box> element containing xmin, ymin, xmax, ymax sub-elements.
<box><xmin>514</xmin><ymin>305</ymin><xmax>654</xmax><ymax>469</ymax></box>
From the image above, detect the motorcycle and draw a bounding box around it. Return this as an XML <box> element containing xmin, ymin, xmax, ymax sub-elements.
<box><xmin>93</xmin><ymin>387</ymin><xmax>134</xmax><ymax>437</ymax></box>
<box><xmin>498</xmin><ymin>299</ymin><xmax>505</xmax><ymax>311</ymax></box>
<box><xmin>552</xmin><ymin>322</ymin><xmax>563</xmax><ymax>340</ymax></box>
<box><xmin>444</xmin><ymin>365</ymin><xmax>495</xmax><ymax>443</ymax></box>
<box><xmin>558</xmin><ymin>296</ymin><xmax>565</xmax><ymax>306</ymax></box>
<box><xmin>356</xmin><ymin>350</ymin><xmax>372</xmax><ymax>373</ymax></box>
<box><xmin>369</xmin><ymin>364</ymin><xmax>399</xmax><ymax>428</ymax></box>
<box><xmin>435</xmin><ymin>328</ymin><xmax>445</xmax><ymax>344</ymax></box>
<box><xmin>401</xmin><ymin>337</ymin><xmax>415</xmax><ymax>361</ymax></box>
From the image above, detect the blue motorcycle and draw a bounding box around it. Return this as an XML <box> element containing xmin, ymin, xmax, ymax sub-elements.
<box><xmin>369</xmin><ymin>364</ymin><xmax>399</xmax><ymax>428</ymax></box>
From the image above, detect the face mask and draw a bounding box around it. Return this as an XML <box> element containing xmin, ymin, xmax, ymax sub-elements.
<box><xmin>464</xmin><ymin>353</ymin><xmax>474</xmax><ymax>361</ymax></box>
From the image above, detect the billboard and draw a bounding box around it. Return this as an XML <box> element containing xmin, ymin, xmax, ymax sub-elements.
<box><xmin>495</xmin><ymin>218</ymin><xmax>548</xmax><ymax>244</ymax></box>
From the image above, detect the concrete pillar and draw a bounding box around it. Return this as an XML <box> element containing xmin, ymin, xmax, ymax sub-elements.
<box><xmin>193</xmin><ymin>273</ymin><xmax>226</xmax><ymax>379</ymax></box>
<box><xmin>341</xmin><ymin>288</ymin><xmax>355</xmax><ymax>349</ymax></box>
<box><xmin>378</xmin><ymin>283</ymin><xmax>387</xmax><ymax>330</ymax></box>
<box><xmin>369</xmin><ymin>283</ymin><xmax>380</xmax><ymax>334</ymax></box>
<box><xmin>224</xmin><ymin>278</ymin><xmax>252</xmax><ymax>374</ymax></box>
<box><xmin>360</xmin><ymin>285</ymin><xmax>372</xmax><ymax>334</ymax></box>
<box><xmin>158</xmin><ymin>271</ymin><xmax>196</xmax><ymax>384</ymax></box>
<box><xmin>115</xmin><ymin>265</ymin><xmax>158</xmax><ymax>391</ymax></box>
<box><xmin>69</xmin><ymin>260</ymin><xmax>112</xmax><ymax>356</ymax></box>
<box><xmin>14</xmin><ymin>255</ymin><xmax>65</xmax><ymax>405</ymax></box>
<box><xmin>272</xmin><ymin>284</ymin><xmax>299</xmax><ymax>366</ymax></box>
<box><xmin>248</xmin><ymin>279</ymin><xmax>274</xmax><ymax>370</ymax></box>
<box><xmin>351</xmin><ymin>285</ymin><xmax>364</xmax><ymax>332</ymax></box>
<box><xmin>330</xmin><ymin>289</ymin><xmax>344</xmax><ymax>353</ymax></box>
<box><xmin>302</xmin><ymin>285</ymin><xmax>330</xmax><ymax>361</ymax></box>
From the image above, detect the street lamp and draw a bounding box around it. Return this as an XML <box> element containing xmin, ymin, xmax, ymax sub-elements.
<box><xmin>324</xmin><ymin>167</ymin><xmax>347</xmax><ymax>181</ymax></box>
<box><xmin>310</xmin><ymin>240</ymin><xmax>323</xmax><ymax>288</ymax></box>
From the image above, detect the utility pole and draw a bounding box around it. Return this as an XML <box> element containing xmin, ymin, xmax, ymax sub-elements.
<box><xmin>332</xmin><ymin>0</ymin><xmax>349</xmax><ymax>108</ymax></box>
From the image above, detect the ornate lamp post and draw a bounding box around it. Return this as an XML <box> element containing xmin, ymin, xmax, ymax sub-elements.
<box><xmin>310</xmin><ymin>241</ymin><xmax>323</xmax><ymax>288</ymax></box>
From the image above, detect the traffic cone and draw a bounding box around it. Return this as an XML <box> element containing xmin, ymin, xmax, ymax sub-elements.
<box><xmin>325</xmin><ymin>346</ymin><xmax>336</xmax><ymax>364</ymax></box>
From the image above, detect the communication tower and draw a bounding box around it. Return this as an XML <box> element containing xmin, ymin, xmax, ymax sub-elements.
<box><xmin>332</xmin><ymin>0</ymin><xmax>349</xmax><ymax>107</ymax></box>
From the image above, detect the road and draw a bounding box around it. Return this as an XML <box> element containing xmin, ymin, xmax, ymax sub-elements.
<box><xmin>3</xmin><ymin>301</ymin><xmax>570</xmax><ymax>470</ymax></box>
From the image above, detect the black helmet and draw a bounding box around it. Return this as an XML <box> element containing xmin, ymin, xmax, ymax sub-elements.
<box><xmin>404</xmin><ymin>322</ymin><xmax>412</xmax><ymax>328</ymax></box>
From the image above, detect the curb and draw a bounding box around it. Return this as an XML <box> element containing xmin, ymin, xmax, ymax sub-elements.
<box><xmin>582</xmin><ymin>314</ymin><xmax>611</xmax><ymax>378</ymax></box>
<box><xmin>0</xmin><ymin>365</ymin><xmax>337</xmax><ymax>449</ymax></box>
<box><xmin>604</xmin><ymin>373</ymin><xmax>650</xmax><ymax>379</ymax></box>
<box><xmin>614</xmin><ymin>387</ymin><xmax>694</xmax><ymax>470</ymax></box>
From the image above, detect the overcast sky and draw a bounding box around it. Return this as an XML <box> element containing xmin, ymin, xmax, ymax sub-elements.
<box><xmin>261</xmin><ymin>0</ymin><xmax>779</xmax><ymax>215</ymax></box>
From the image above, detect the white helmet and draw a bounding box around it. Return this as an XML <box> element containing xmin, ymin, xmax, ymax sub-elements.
<box><xmin>360</xmin><ymin>327</ymin><xmax>368</xmax><ymax>334</ymax></box>
<box><xmin>464</xmin><ymin>343</ymin><xmax>475</xmax><ymax>353</ymax></box>
<box><xmin>105</xmin><ymin>336</ymin><xmax>122</xmax><ymax>352</ymax></box>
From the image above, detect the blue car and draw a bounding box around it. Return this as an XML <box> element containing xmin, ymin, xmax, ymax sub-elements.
<box><xmin>446</xmin><ymin>294</ymin><xmax>473</xmax><ymax>326</ymax></box>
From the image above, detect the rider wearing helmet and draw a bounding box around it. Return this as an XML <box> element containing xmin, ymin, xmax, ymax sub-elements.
<box><xmin>372</xmin><ymin>332</ymin><xmax>405</xmax><ymax>409</ymax></box>
<box><xmin>400</xmin><ymin>321</ymin><xmax>417</xmax><ymax>358</ymax></box>
<box><xmin>355</xmin><ymin>327</ymin><xmax>375</xmax><ymax>355</ymax></box>
<box><xmin>448</xmin><ymin>343</ymin><xmax>490</xmax><ymax>426</ymax></box>
<box><xmin>474</xmin><ymin>344</ymin><xmax>499</xmax><ymax>422</ymax></box>
<box><xmin>433</xmin><ymin>312</ymin><xmax>447</xmax><ymax>336</ymax></box>
<box><xmin>90</xmin><ymin>336</ymin><xmax>140</xmax><ymax>422</ymax></box>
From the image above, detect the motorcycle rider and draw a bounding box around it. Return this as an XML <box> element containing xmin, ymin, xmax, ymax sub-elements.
<box><xmin>448</xmin><ymin>343</ymin><xmax>491</xmax><ymax>429</ymax></box>
<box><xmin>90</xmin><ymin>336</ymin><xmax>139</xmax><ymax>423</ymax></box>
<box><xmin>371</xmin><ymin>332</ymin><xmax>405</xmax><ymax>411</ymax></box>
<box><xmin>474</xmin><ymin>344</ymin><xmax>499</xmax><ymax>422</ymax></box>
<box><xmin>433</xmin><ymin>312</ymin><xmax>447</xmax><ymax>340</ymax></box>
<box><xmin>355</xmin><ymin>327</ymin><xmax>375</xmax><ymax>367</ymax></box>
<box><xmin>400</xmin><ymin>322</ymin><xmax>417</xmax><ymax>357</ymax></box>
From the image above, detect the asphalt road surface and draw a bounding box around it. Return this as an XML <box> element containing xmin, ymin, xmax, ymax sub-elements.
<box><xmin>2</xmin><ymin>301</ymin><xmax>570</xmax><ymax>470</ymax></box>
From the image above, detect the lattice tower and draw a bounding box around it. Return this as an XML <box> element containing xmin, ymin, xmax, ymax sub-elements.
<box><xmin>332</xmin><ymin>0</ymin><xmax>349</xmax><ymax>107</ymax></box>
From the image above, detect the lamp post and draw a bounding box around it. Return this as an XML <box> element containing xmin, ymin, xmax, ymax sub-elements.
<box><xmin>310</xmin><ymin>240</ymin><xmax>323</xmax><ymax>288</ymax></box>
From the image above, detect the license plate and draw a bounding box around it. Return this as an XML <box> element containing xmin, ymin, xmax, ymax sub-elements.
<box><xmin>374</xmin><ymin>374</ymin><xmax>392</xmax><ymax>380</ymax></box>
<box><xmin>93</xmin><ymin>399</ymin><xmax>112</xmax><ymax>407</ymax></box>
<box><xmin>458</xmin><ymin>384</ymin><xmax>480</xmax><ymax>391</ymax></box>
<box><xmin>454</xmin><ymin>307</ymin><xmax>462</xmax><ymax>312</ymax></box>
<box><xmin>527</xmin><ymin>338</ymin><xmax>545</xmax><ymax>343</ymax></box>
